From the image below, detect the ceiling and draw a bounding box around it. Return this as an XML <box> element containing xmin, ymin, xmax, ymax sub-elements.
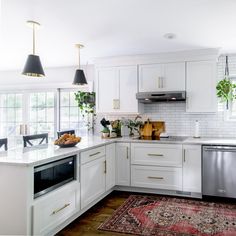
<box><xmin>1</xmin><ymin>0</ymin><xmax>236</xmax><ymax>70</ymax></box>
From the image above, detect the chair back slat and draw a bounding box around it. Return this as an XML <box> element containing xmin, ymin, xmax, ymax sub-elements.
<box><xmin>0</xmin><ymin>138</ymin><xmax>8</xmax><ymax>151</ymax></box>
<box><xmin>23</xmin><ymin>133</ymin><xmax>48</xmax><ymax>147</ymax></box>
<box><xmin>57</xmin><ymin>130</ymin><xmax>75</xmax><ymax>138</ymax></box>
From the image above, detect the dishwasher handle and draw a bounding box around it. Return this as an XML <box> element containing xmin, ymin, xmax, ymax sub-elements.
<box><xmin>204</xmin><ymin>146</ymin><xmax>236</xmax><ymax>152</ymax></box>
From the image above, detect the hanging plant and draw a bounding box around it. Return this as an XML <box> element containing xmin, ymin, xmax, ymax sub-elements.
<box><xmin>216</xmin><ymin>56</ymin><xmax>236</xmax><ymax>109</ymax></box>
<box><xmin>74</xmin><ymin>91</ymin><xmax>96</xmax><ymax>130</ymax></box>
<box><xmin>216</xmin><ymin>79</ymin><xmax>236</xmax><ymax>109</ymax></box>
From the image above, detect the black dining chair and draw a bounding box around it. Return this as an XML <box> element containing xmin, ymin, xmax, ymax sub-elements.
<box><xmin>57</xmin><ymin>130</ymin><xmax>75</xmax><ymax>138</ymax></box>
<box><xmin>23</xmin><ymin>133</ymin><xmax>48</xmax><ymax>148</ymax></box>
<box><xmin>0</xmin><ymin>138</ymin><xmax>8</xmax><ymax>151</ymax></box>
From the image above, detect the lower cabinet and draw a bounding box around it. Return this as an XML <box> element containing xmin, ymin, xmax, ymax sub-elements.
<box><xmin>33</xmin><ymin>183</ymin><xmax>78</xmax><ymax>235</ymax></box>
<box><xmin>116</xmin><ymin>143</ymin><xmax>131</xmax><ymax>186</ymax></box>
<box><xmin>106</xmin><ymin>143</ymin><xmax>116</xmax><ymax>190</ymax></box>
<box><xmin>183</xmin><ymin>144</ymin><xmax>202</xmax><ymax>193</ymax></box>
<box><xmin>81</xmin><ymin>156</ymin><xmax>106</xmax><ymax>209</ymax></box>
<box><xmin>131</xmin><ymin>165</ymin><xmax>182</xmax><ymax>190</ymax></box>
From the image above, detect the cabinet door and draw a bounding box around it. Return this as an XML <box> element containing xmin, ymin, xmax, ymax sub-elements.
<box><xmin>96</xmin><ymin>68</ymin><xmax>119</xmax><ymax>113</ymax></box>
<box><xmin>183</xmin><ymin>145</ymin><xmax>202</xmax><ymax>193</ymax></box>
<box><xmin>116</xmin><ymin>143</ymin><xmax>130</xmax><ymax>186</ymax></box>
<box><xmin>139</xmin><ymin>64</ymin><xmax>164</xmax><ymax>92</ymax></box>
<box><xmin>119</xmin><ymin>66</ymin><xmax>138</xmax><ymax>113</ymax></box>
<box><xmin>131</xmin><ymin>165</ymin><xmax>183</xmax><ymax>191</ymax></box>
<box><xmin>164</xmin><ymin>62</ymin><xmax>185</xmax><ymax>91</ymax></box>
<box><xmin>105</xmin><ymin>143</ymin><xmax>116</xmax><ymax>190</ymax></box>
<box><xmin>81</xmin><ymin>156</ymin><xmax>106</xmax><ymax>209</ymax></box>
<box><xmin>186</xmin><ymin>60</ymin><xmax>217</xmax><ymax>113</ymax></box>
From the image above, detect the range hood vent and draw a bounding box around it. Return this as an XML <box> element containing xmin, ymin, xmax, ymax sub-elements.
<box><xmin>136</xmin><ymin>91</ymin><xmax>186</xmax><ymax>103</ymax></box>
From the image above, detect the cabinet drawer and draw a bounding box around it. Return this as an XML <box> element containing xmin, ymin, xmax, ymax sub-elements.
<box><xmin>81</xmin><ymin>146</ymin><xmax>105</xmax><ymax>164</ymax></box>
<box><xmin>131</xmin><ymin>165</ymin><xmax>182</xmax><ymax>191</ymax></box>
<box><xmin>131</xmin><ymin>143</ymin><xmax>183</xmax><ymax>167</ymax></box>
<box><xmin>33</xmin><ymin>187</ymin><xmax>77</xmax><ymax>235</ymax></box>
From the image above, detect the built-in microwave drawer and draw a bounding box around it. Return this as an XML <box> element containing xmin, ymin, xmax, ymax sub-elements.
<box><xmin>131</xmin><ymin>165</ymin><xmax>182</xmax><ymax>191</ymax></box>
<box><xmin>81</xmin><ymin>146</ymin><xmax>105</xmax><ymax>164</ymax></box>
<box><xmin>33</xmin><ymin>186</ymin><xmax>77</xmax><ymax>235</ymax></box>
<box><xmin>34</xmin><ymin>156</ymin><xmax>76</xmax><ymax>198</ymax></box>
<box><xmin>131</xmin><ymin>143</ymin><xmax>183</xmax><ymax>167</ymax></box>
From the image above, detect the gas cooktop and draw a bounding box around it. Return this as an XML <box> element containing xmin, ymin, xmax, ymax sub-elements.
<box><xmin>134</xmin><ymin>136</ymin><xmax>187</xmax><ymax>142</ymax></box>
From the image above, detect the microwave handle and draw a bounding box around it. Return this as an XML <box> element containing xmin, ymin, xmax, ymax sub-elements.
<box><xmin>34</xmin><ymin>156</ymin><xmax>75</xmax><ymax>173</ymax></box>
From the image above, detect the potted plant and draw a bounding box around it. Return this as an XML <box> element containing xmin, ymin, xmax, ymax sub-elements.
<box><xmin>74</xmin><ymin>91</ymin><xmax>96</xmax><ymax>131</ymax></box>
<box><xmin>216</xmin><ymin>78</ymin><xmax>236</xmax><ymax>110</ymax></box>
<box><xmin>216</xmin><ymin>56</ymin><xmax>236</xmax><ymax>110</ymax></box>
<box><xmin>123</xmin><ymin>115</ymin><xmax>143</xmax><ymax>136</ymax></box>
<box><xmin>100</xmin><ymin>118</ymin><xmax>110</xmax><ymax>138</ymax></box>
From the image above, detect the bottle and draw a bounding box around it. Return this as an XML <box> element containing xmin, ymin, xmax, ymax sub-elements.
<box><xmin>194</xmin><ymin>120</ymin><xmax>200</xmax><ymax>138</ymax></box>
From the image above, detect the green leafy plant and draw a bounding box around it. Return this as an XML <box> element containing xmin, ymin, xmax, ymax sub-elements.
<box><xmin>216</xmin><ymin>78</ymin><xmax>236</xmax><ymax>109</ymax></box>
<box><xmin>74</xmin><ymin>91</ymin><xmax>96</xmax><ymax>130</ymax></box>
<box><xmin>123</xmin><ymin>115</ymin><xmax>143</xmax><ymax>136</ymax></box>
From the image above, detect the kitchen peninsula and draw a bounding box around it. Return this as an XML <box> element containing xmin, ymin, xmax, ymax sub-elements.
<box><xmin>1</xmin><ymin>136</ymin><xmax>236</xmax><ymax>235</ymax></box>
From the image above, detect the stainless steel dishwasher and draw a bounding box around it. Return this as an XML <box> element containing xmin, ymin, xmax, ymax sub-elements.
<box><xmin>203</xmin><ymin>145</ymin><xmax>236</xmax><ymax>198</ymax></box>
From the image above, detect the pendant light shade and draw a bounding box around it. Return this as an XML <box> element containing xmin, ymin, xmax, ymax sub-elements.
<box><xmin>22</xmin><ymin>54</ymin><xmax>45</xmax><ymax>77</ymax></box>
<box><xmin>73</xmin><ymin>69</ymin><xmax>87</xmax><ymax>85</ymax></box>
<box><xmin>72</xmin><ymin>44</ymin><xmax>87</xmax><ymax>85</ymax></box>
<box><xmin>22</xmin><ymin>21</ymin><xmax>45</xmax><ymax>77</ymax></box>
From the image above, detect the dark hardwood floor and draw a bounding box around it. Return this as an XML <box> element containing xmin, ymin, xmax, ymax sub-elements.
<box><xmin>57</xmin><ymin>191</ymin><xmax>131</xmax><ymax>236</ymax></box>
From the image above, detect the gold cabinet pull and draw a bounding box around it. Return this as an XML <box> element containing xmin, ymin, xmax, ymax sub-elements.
<box><xmin>126</xmin><ymin>147</ymin><xmax>129</xmax><ymax>159</ymax></box>
<box><xmin>148</xmin><ymin>176</ymin><xmax>164</xmax><ymax>180</ymax></box>
<box><xmin>148</xmin><ymin>154</ymin><xmax>164</xmax><ymax>157</ymax></box>
<box><xmin>89</xmin><ymin>151</ymin><xmax>101</xmax><ymax>157</ymax></box>
<box><xmin>51</xmin><ymin>203</ymin><xmax>70</xmax><ymax>215</ymax></box>
<box><xmin>183</xmin><ymin>149</ymin><xmax>186</xmax><ymax>162</ymax></box>
<box><xmin>104</xmin><ymin>160</ymin><xmax>107</xmax><ymax>174</ymax></box>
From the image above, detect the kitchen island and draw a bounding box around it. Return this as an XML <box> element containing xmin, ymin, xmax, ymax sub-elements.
<box><xmin>1</xmin><ymin>135</ymin><xmax>236</xmax><ymax>235</ymax></box>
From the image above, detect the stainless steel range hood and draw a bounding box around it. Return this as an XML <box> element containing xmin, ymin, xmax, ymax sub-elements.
<box><xmin>136</xmin><ymin>91</ymin><xmax>186</xmax><ymax>103</ymax></box>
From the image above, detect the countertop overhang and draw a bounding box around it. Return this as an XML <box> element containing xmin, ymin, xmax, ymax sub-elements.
<box><xmin>1</xmin><ymin>136</ymin><xmax>236</xmax><ymax>166</ymax></box>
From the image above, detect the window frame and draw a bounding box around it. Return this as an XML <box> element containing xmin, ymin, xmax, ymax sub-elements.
<box><xmin>0</xmin><ymin>89</ymin><xmax>58</xmax><ymax>138</ymax></box>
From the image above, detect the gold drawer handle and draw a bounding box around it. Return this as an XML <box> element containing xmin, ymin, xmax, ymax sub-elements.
<box><xmin>148</xmin><ymin>176</ymin><xmax>164</xmax><ymax>180</ymax></box>
<box><xmin>51</xmin><ymin>203</ymin><xmax>70</xmax><ymax>215</ymax></box>
<box><xmin>89</xmin><ymin>151</ymin><xmax>101</xmax><ymax>157</ymax></box>
<box><xmin>148</xmin><ymin>154</ymin><xmax>164</xmax><ymax>157</ymax></box>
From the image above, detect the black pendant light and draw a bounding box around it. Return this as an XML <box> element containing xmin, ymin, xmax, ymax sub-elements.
<box><xmin>22</xmin><ymin>20</ymin><xmax>45</xmax><ymax>77</ymax></box>
<box><xmin>72</xmin><ymin>44</ymin><xmax>87</xmax><ymax>85</ymax></box>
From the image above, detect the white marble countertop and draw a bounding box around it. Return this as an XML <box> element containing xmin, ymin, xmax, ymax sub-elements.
<box><xmin>1</xmin><ymin>135</ymin><xmax>236</xmax><ymax>166</ymax></box>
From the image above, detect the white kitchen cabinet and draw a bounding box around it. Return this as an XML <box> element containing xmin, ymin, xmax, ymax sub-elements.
<box><xmin>33</xmin><ymin>183</ymin><xmax>78</xmax><ymax>235</ymax></box>
<box><xmin>131</xmin><ymin>143</ymin><xmax>183</xmax><ymax>167</ymax></box>
<box><xmin>138</xmin><ymin>62</ymin><xmax>185</xmax><ymax>92</ymax></box>
<box><xmin>105</xmin><ymin>143</ymin><xmax>116</xmax><ymax>190</ymax></box>
<box><xmin>186</xmin><ymin>60</ymin><xmax>217</xmax><ymax>113</ymax></box>
<box><xmin>81</xmin><ymin>156</ymin><xmax>106</xmax><ymax>209</ymax></box>
<box><xmin>96</xmin><ymin>66</ymin><xmax>138</xmax><ymax>113</ymax></box>
<box><xmin>131</xmin><ymin>165</ymin><xmax>183</xmax><ymax>191</ymax></box>
<box><xmin>116</xmin><ymin>143</ymin><xmax>130</xmax><ymax>186</ymax></box>
<box><xmin>183</xmin><ymin>145</ymin><xmax>202</xmax><ymax>193</ymax></box>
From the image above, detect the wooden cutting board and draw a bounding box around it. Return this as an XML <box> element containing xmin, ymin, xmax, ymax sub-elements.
<box><xmin>140</xmin><ymin>121</ymin><xmax>165</xmax><ymax>137</ymax></box>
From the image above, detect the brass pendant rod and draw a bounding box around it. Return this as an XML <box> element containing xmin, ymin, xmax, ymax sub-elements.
<box><xmin>33</xmin><ymin>23</ymin><xmax>35</xmax><ymax>55</ymax></box>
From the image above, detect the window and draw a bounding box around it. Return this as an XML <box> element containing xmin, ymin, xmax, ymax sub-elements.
<box><xmin>0</xmin><ymin>87</ymin><xmax>90</xmax><ymax>141</ymax></box>
<box><xmin>226</xmin><ymin>77</ymin><xmax>236</xmax><ymax>121</ymax></box>
<box><xmin>59</xmin><ymin>90</ymin><xmax>86</xmax><ymax>134</ymax></box>
<box><xmin>28</xmin><ymin>92</ymin><xmax>55</xmax><ymax>137</ymax></box>
<box><xmin>0</xmin><ymin>93</ymin><xmax>23</xmax><ymax>136</ymax></box>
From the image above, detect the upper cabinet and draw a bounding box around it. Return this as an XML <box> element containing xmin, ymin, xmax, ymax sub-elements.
<box><xmin>96</xmin><ymin>66</ymin><xmax>138</xmax><ymax>114</ymax></box>
<box><xmin>138</xmin><ymin>62</ymin><xmax>185</xmax><ymax>92</ymax></box>
<box><xmin>186</xmin><ymin>60</ymin><xmax>217</xmax><ymax>113</ymax></box>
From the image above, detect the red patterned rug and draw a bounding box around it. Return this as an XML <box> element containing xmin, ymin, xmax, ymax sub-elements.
<box><xmin>98</xmin><ymin>195</ymin><xmax>236</xmax><ymax>236</ymax></box>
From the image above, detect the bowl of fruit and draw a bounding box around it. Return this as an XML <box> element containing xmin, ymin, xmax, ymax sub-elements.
<box><xmin>54</xmin><ymin>134</ymin><xmax>81</xmax><ymax>148</ymax></box>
